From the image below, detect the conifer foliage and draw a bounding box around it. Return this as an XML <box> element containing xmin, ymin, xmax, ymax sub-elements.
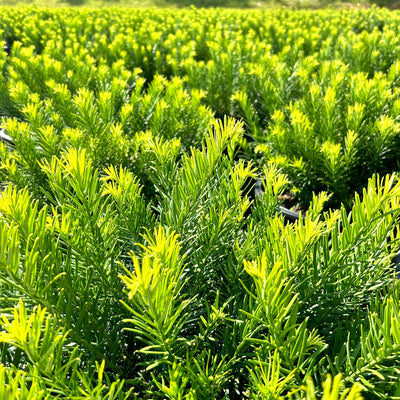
<box><xmin>1</xmin><ymin>6</ymin><xmax>400</xmax><ymax>399</ymax></box>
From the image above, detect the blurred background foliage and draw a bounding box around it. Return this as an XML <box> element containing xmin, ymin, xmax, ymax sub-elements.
<box><xmin>0</xmin><ymin>0</ymin><xmax>398</xmax><ymax>11</ymax></box>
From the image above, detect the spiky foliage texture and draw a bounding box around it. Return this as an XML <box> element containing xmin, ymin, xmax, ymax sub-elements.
<box><xmin>0</xmin><ymin>7</ymin><xmax>400</xmax><ymax>399</ymax></box>
<box><xmin>0</xmin><ymin>117</ymin><xmax>399</xmax><ymax>398</ymax></box>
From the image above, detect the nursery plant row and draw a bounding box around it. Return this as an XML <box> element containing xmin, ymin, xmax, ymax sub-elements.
<box><xmin>1</xmin><ymin>6</ymin><xmax>400</xmax><ymax>399</ymax></box>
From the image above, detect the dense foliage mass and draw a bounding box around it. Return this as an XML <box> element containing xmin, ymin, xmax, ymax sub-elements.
<box><xmin>1</xmin><ymin>6</ymin><xmax>400</xmax><ymax>399</ymax></box>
